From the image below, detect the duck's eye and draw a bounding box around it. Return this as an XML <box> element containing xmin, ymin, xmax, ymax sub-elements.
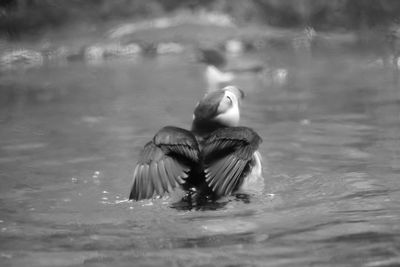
<box><xmin>225</xmin><ymin>96</ymin><xmax>233</xmax><ymax>105</ymax></box>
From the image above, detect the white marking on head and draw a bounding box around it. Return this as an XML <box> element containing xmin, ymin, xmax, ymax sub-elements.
<box><xmin>223</xmin><ymin>86</ymin><xmax>244</xmax><ymax>100</ymax></box>
<box><xmin>214</xmin><ymin>89</ymin><xmax>240</xmax><ymax>126</ymax></box>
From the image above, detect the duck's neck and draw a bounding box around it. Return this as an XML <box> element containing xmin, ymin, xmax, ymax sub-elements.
<box><xmin>191</xmin><ymin>119</ymin><xmax>226</xmax><ymax>139</ymax></box>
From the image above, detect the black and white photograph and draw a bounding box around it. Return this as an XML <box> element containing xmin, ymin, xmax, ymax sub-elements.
<box><xmin>0</xmin><ymin>1</ymin><xmax>399</xmax><ymax>266</ymax></box>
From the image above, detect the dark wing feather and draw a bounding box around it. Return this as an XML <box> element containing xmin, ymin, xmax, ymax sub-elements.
<box><xmin>129</xmin><ymin>126</ymin><xmax>199</xmax><ymax>200</ymax></box>
<box><xmin>203</xmin><ymin>127</ymin><xmax>262</xmax><ymax>196</ymax></box>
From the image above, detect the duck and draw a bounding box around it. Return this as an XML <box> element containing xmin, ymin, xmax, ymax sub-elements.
<box><xmin>129</xmin><ymin>86</ymin><xmax>263</xmax><ymax>204</ymax></box>
<box><xmin>197</xmin><ymin>48</ymin><xmax>264</xmax><ymax>92</ymax></box>
<box><xmin>197</xmin><ymin>47</ymin><xmax>290</xmax><ymax>91</ymax></box>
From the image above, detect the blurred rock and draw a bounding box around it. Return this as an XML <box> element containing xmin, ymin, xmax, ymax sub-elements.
<box><xmin>0</xmin><ymin>49</ymin><xmax>43</xmax><ymax>70</ymax></box>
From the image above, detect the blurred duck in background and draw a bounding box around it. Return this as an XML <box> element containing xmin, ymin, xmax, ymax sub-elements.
<box><xmin>129</xmin><ymin>86</ymin><xmax>263</xmax><ymax>205</ymax></box>
<box><xmin>196</xmin><ymin>47</ymin><xmax>289</xmax><ymax>92</ymax></box>
<box><xmin>197</xmin><ymin>47</ymin><xmax>264</xmax><ymax>91</ymax></box>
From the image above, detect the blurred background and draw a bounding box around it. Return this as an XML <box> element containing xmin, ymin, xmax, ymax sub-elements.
<box><xmin>1</xmin><ymin>1</ymin><xmax>400</xmax><ymax>267</ymax></box>
<box><xmin>2</xmin><ymin>0</ymin><xmax>400</xmax><ymax>35</ymax></box>
<box><xmin>1</xmin><ymin>0</ymin><xmax>400</xmax><ymax>71</ymax></box>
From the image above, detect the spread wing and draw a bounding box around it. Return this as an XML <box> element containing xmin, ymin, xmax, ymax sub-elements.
<box><xmin>203</xmin><ymin>127</ymin><xmax>262</xmax><ymax>196</ymax></box>
<box><xmin>129</xmin><ymin>126</ymin><xmax>200</xmax><ymax>200</ymax></box>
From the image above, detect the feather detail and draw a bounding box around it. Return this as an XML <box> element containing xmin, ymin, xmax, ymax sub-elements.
<box><xmin>202</xmin><ymin>127</ymin><xmax>262</xmax><ymax>196</ymax></box>
<box><xmin>129</xmin><ymin>126</ymin><xmax>200</xmax><ymax>200</ymax></box>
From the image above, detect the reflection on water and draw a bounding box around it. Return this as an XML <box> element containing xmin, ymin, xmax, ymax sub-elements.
<box><xmin>0</xmin><ymin>49</ymin><xmax>400</xmax><ymax>267</ymax></box>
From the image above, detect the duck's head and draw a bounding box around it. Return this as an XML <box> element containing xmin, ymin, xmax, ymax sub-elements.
<box><xmin>191</xmin><ymin>86</ymin><xmax>244</xmax><ymax>137</ymax></box>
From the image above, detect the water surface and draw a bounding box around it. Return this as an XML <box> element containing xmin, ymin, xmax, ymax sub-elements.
<box><xmin>0</xmin><ymin>50</ymin><xmax>400</xmax><ymax>267</ymax></box>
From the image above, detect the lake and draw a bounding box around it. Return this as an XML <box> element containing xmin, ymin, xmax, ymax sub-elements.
<box><xmin>0</xmin><ymin>46</ymin><xmax>400</xmax><ymax>266</ymax></box>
